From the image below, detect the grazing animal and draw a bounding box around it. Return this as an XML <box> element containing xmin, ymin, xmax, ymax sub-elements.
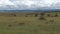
<box><xmin>11</xmin><ymin>14</ymin><xmax>16</xmax><ymax>17</ymax></box>
<box><xmin>39</xmin><ymin>16</ymin><xmax>46</xmax><ymax>20</ymax></box>
<box><xmin>50</xmin><ymin>20</ymin><xmax>54</xmax><ymax>22</ymax></box>
<box><xmin>8</xmin><ymin>24</ymin><xmax>12</xmax><ymax>27</ymax></box>
<box><xmin>35</xmin><ymin>14</ymin><xmax>38</xmax><ymax>17</ymax></box>
<box><xmin>18</xmin><ymin>23</ymin><xmax>25</xmax><ymax>26</ymax></box>
<box><xmin>25</xmin><ymin>15</ymin><xmax>28</xmax><ymax>17</ymax></box>
<box><xmin>49</xmin><ymin>20</ymin><xmax>54</xmax><ymax>24</ymax></box>
<box><xmin>47</xmin><ymin>14</ymin><xmax>50</xmax><ymax>17</ymax></box>
<box><xmin>54</xmin><ymin>14</ymin><xmax>58</xmax><ymax>17</ymax></box>
<box><xmin>45</xmin><ymin>22</ymin><xmax>48</xmax><ymax>24</ymax></box>
<box><xmin>13</xmin><ymin>14</ymin><xmax>16</xmax><ymax>17</ymax></box>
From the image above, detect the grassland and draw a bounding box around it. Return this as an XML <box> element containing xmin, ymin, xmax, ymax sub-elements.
<box><xmin>0</xmin><ymin>12</ymin><xmax>60</xmax><ymax>34</ymax></box>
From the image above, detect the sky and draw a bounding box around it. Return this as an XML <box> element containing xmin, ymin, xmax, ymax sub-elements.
<box><xmin>0</xmin><ymin>0</ymin><xmax>60</xmax><ymax>10</ymax></box>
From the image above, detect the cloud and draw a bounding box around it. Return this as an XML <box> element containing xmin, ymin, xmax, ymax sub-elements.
<box><xmin>0</xmin><ymin>0</ymin><xmax>60</xmax><ymax>10</ymax></box>
<box><xmin>0</xmin><ymin>0</ymin><xmax>14</xmax><ymax>5</ymax></box>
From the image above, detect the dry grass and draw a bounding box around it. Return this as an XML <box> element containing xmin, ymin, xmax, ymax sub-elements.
<box><xmin>0</xmin><ymin>12</ymin><xmax>59</xmax><ymax>34</ymax></box>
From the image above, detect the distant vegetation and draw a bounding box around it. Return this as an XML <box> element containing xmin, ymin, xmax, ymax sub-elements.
<box><xmin>0</xmin><ymin>12</ymin><xmax>60</xmax><ymax>34</ymax></box>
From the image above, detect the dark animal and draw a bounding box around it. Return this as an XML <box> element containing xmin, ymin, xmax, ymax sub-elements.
<box><xmin>25</xmin><ymin>15</ymin><xmax>28</xmax><ymax>17</ymax></box>
<box><xmin>11</xmin><ymin>14</ymin><xmax>16</xmax><ymax>17</ymax></box>
<box><xmin>18</xmin><ymin>23</ymin><xmax>25</xmax><ymax>26</ymax></box>
<box><xmin>54</xmin><ymin>14</ymin><xmax>58</xmax><ymax>17</ymax></box>
<box><xmin>47</xmin><ymin>14</ymin><xmax>50</xmax><ymax>17</ymax></box>
<box><xmin>8</xmin><ymin>24</ymin><xmax>12</xmax><ymax>27</ymax></box>
<box><xmin>13</xmin><ymin>14</ymin><xmax>16</xmax><ymax>16</ymax></box>
<box><xmin>35</xmin><ymin>14</ymin><xmax>38</xmax><ymax>17</ymax></box>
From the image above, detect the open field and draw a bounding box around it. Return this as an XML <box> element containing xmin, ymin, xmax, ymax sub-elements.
<box><xmin>0</xmin><ymin>12</ymin><xmax>60</xmax><ymax>34</ymax></box>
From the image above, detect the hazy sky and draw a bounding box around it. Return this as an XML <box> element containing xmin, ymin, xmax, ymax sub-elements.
<box><xmin>0</xmin><ymin>0</ymin><xmax>60</xmax><ymax>10</ymax></box>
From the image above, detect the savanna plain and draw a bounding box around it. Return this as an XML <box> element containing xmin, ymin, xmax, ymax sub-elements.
<box><xmin>0</xmin><ymin>12</ymin><xmax>60</xmax><ymax>34</ymax></box>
